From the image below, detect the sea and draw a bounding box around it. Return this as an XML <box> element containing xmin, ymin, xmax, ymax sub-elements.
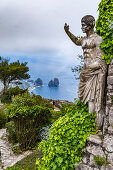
<box><xmin>2</xmin><ymin>55</ymin><xmax>80</xmax><ymax>102</ymax></box>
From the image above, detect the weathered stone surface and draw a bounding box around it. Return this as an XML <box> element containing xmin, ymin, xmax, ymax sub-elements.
<box><xmin>88</xmin><ymin>134</ymin><xmax>102</xmax><ymax>145</ymax></box>
<box><xmin>107</xmin><ymin>84</ymin><xmax>113</xmax><ymax>90</ymax></box>
<box><xmin>101</xmin><ymin>165</ymin><xmax>113</xmax><ymax>170</ymax></box>
<box><xmin>79</xmin><ymin>164</ymin><xmax>93</xmax><ymax>170</ymax></box>
<box><xmin>108</xmin><ymin>65</ymin><xmax>113</xmax><ymax>75</ymax></box>
<box><xmin>105</xmin><ymin>107</ymin><xmax>109</xmax><ymax>116</ymax></box>
<box><xmin>109</xmin><ymin>107</ymin><xmax>113</xmax><ymax>126</ymax></box>
<box><xmin>86</xmin><ymin>145</ymin><xmax>105</xmax><ymax>157</ymax></box>
<box><xmin>108</xmin><ymin>153</ymin><xmax>113</xmax><ymax>164</ymax></box>
<box><xmin>108</xmin><ymin>126</ymin><xmax>113</xmax><ymax>134</ymax></box>
<box><xmin>82</xmin><ymin>156</ymin><xmax>88</xmax><ymax>164</ymax></box>
<box><xmin>107</xmin><ymin>76</ymin><xmax>113</xmax><ymax>85</ymax></box>
<box><xmin>103</xmin><ymin>135</ymin><xmax>113</xmax><ymax>152</ymax></box>
<box><xmin>89</xmin><ymin>154</ymin><xmax>96</xmax><ymax>167</ymax></box>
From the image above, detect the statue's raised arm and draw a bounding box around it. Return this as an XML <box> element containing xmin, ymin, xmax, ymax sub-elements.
<box><xmin>64</xmin><ymin>15</ymin><xmax>107</xmax><ymax>129</ymax></box>
<box><xmin>64</xmin><ymin>23</ymin><xmax>82</xmax><ymax>46</ymax></box>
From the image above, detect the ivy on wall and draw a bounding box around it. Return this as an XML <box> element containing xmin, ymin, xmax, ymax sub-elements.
<box><xmin>96</xmin><ymin>0</ymin><xmax>113</xmax><ymax>64</ymax></box>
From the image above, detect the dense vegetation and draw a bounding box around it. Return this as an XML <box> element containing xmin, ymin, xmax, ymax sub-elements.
<box><xmin>0</xmin><ymin>86</ymin><xmax>27</xmax><ymax>104</ymax></box>
<box><xmin>7</xmin><ymin>92</ymin><xmax>53</xmax><ymax>149</ymax></box>
<box><xmin>37</xmin><ymin>100</ymin><xmax>97</xmax><ymax>170</ymax></box>
<box><xmin>96</xmin><ymin>0</ymin><xmax>113</xmax><ymax>64</ymax></box>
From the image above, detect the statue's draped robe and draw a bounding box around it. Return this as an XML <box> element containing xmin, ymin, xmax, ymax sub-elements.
<box><xmin>77</xmin><ymin>33</ymin><xmax>106</xmax><ymax>114</ymax></box>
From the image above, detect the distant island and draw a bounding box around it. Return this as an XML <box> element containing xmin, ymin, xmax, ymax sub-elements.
<box><xmin>34</xmin><ymin>78</ymin><xmax>43</xmax><ymax>86</ymax></box>
<box><xmin>48</xmin><ymin>78</ymin><xmax>59</xmax><ymax>87</ymax></box>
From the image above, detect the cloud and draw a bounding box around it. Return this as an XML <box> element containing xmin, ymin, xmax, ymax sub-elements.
<box><xmin>0</xmin><ymin>0</ymin><xmax>101</xmax><ymax>62</ymax></box>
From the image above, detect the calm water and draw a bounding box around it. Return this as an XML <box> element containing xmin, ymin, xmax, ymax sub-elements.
<box><xmin>9</xmin><ymin>55</ymin><xmax>79</xmax><ymax>102</ymax></box>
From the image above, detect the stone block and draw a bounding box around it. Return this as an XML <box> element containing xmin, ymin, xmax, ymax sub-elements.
<box><xmin>107</xmin><ymin>76</ymin><xmax>113</xmax><ymax>85</ymax></box>
<box><xmin>89</xmin><ymin>154</ymin><xmax>97</xmax><ymax>167</ymax></box>
<box><xmin>79</xmin><ymin>164</ymin><xmax>93</xmax><ymax>170</ymax></box>
<box><xmin>109</xmin><ymin>107</ymin><xmax>113</xmax><ymax>126</ymax></box>
<box><xmin>103</xmin><ymin>135</ymin><xmax>113</xmax><ymax>153</ymax></box>
<box><xmin>88</xmin><ymin>134</ymin><xmax>102</xmax><ymax>145</ymax></box>
<box><xmin>108</xmin><ymin>126</ymin><xmax>113</xmax><ymax>134</ymax></box>
<box><xmin>108</xmin><ymin>65</ymin><xmax>113</xmax><ymax>76</ymax></box>
<box><xmin>107</xmin><ymin>84</ymin><xmax>113</xmax><ymax>90</ymax></box>
<box><xmin>82</xmin><ymin>156</ymin><xmax>88</xmax><ymax>164</ymax></box>
<box><xmin>86</xmin><ymin>144</ymin><xmax>105</xmax><ymax>157</ymax></box>
<box><xmin>101</xmin><ymin>165</ymin><xmax>113</xmax><ymax>170</ymax></box>
<box><xmin>105</xmin><ymin>107</ymin><xmax>109</xmax><ymax>116</ymax></box>
<box><xmin>108</xmin><ymin>153</ymin><xmax>113</xmax><ymax>164</ymax></box>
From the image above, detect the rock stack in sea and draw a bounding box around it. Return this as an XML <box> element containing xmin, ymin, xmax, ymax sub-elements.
<box><xmin>48</xmin><ymin>78</ymin><xmax>59</xmax><ymax>87</ymax></box>
<box><xmin>34</xmin><ymin>78</ymin><xmax>43</xmax><ymax>86</ymax></box>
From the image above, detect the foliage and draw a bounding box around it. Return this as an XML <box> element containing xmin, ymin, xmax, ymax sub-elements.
<box><xmin>0</xmin><ymin>109</ymin><xmax>7</xmax><ymax>128</ymax></box>
<box><xmin>37</xmin><ymin>100</ymin><xmax>97</xmax><ymax>170</ymax></box>
<box><xmin>72</xmin><ymin>55</ymin><xmax>84</xmax><ymax>79</ymax></box>
<box><xmin>12</xmin><ymin>146</ymin><xmax>22</xmax><ymax>154</ymax></box>
<box><xmin>0</xmin><ymin>57</ymin><xmax>30</xmax><ymax>93</ymax></box>
<box><xmin>94</xmin><ymin>155</ymin><xmax>110</xmax><ymax>166</ymax></box>
<box><xmin>6</xmin><ymin>121</ymin><xmax>18</xmax><ymax>144</ymax></box>
<box><xmin>0</xmin><ymin>86</ymin><xmax>27</xmax><ymax>104</ymax></box>
<box><xmin>10</xmin><ymin>92</ymin><xmax>53</xmax><ymax>109</ymax></box>
<box><xmin>96</xmin><ymin>0</ymin><xmax>113</xmax><ymax>64</ymax></box>
<box><xmin>6</xmin><ymin>168</ymin><xmax>21</xmax><ymax>170</ymax></box>
<box><xmin>6</xmin><ymin>93</ymin><xmax>53</xmax><ymax>149</ymax></box>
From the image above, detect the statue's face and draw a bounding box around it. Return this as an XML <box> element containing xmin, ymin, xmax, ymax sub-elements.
<box><xmin>81</xmin><ymin>22</ymin><xmax>91</xmax><ymax>33</ymax></box>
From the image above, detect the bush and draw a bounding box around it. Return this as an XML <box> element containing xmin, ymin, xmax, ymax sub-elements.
<box><xmin>0</xmin><ymin>109</ymin><xmax>7</xmax><ymax>128</ymax></box>
<box><xmin>0</xmin><ymin>86</ymin><xmax>27</xmax><ymax>104</ymax></box>
<box><xmin>5</xmin><ymin>121</ymin><xmax>18</xmax><ymax>144</ymax></box>
<box><xmin>37</xmin><ymin>100</ymin><xmax>97</xmax><ymax>170</ymax></box>
<box><xmin>7</xmin><ymin>92</ymin><xmax>53</xmax><ymax>149</ymax></box>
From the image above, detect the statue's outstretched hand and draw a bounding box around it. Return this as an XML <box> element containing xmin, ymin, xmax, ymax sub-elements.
<box><xmin>64</xmin><ymin>23</ymin><xmax>69</xmax><ymax>33</ymax></box>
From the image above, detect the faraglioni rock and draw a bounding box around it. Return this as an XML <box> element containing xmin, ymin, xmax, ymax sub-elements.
<box><xmin>34</xmin><ymin>78</ymin><xmax>43</xmax><ymax>86</ymax></box>
<box><xmin>27</xmin><ymin>79</ymin><xmax>34</xmax><ymax>83</ymax></box>
<box><xmin>64</xmin><ymin>15</ymin><xmax>107</xmax><ymax>128</ymax></box>
<box><xmin>48</xmin><ymin>78</ymin><xmax>59</xmax><ymax>87</ymax></box>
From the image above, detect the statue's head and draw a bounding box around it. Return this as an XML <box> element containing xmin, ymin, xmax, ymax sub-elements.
<box><xmin>81</xmin><ymin>15</ymin><xmax>95</xmax><ymax>33</ymax></box>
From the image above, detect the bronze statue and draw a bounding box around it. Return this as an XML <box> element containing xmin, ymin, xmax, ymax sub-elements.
<box><xmin>64</xmin><ymin>15</ymin><xmax>106</xmax><ymax>128</ymax></box>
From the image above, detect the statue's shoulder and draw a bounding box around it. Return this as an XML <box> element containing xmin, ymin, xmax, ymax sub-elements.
<box><xmin>93</xmin><ymin>33</ymin><xmax>103</xmax><ymax>44</ymax></box>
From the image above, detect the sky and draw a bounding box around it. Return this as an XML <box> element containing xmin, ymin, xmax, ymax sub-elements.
<box><xmin>0</xmin><ymin>0</ymin><xmax>101</xmax><ymax>65</ymax></box>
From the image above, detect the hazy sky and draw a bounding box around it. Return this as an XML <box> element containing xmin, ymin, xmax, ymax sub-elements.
<box><xmin>0</xmin><ymin>0</ymin><xmax>101</xmax><ymax>64</ymax></box>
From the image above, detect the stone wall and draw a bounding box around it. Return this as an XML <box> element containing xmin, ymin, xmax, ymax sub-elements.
<box><xmin>76</xmin><ymin>61</ymin><xmax>113</xmax><ymax>170</ymax></box>
<box><xmin>104</xmin><ymin>60</ymin><xmax>113</xmax><ymax>134</ymax></box>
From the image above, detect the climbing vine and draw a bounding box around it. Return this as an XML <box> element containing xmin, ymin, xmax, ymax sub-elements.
<box><xmin>96</xmin><ymin>0</ymin><xmax>113</xmax><ymax>64</ymax></box>
<box><xmin>36</xmin><ymin>100</ymin><xmax>97</xmax><ymax>170</ymax></box>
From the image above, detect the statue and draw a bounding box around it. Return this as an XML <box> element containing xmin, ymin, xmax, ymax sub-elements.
<box><xmin>64</xmin><ymin>15</ymin><xmax>106</xmax><ymax>128</ymax></box>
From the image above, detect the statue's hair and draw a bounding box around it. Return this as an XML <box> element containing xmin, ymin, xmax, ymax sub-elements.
<box><xmin>81</xmin><ymin>15</ymin><xmax>95</xmax><ymax>28</ymax></box>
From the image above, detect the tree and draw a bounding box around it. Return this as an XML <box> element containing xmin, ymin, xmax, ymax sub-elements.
<box><xmin>0</xmin><ymin>57</ymin><xmax>30</xmax><ymax>94</ymax></box>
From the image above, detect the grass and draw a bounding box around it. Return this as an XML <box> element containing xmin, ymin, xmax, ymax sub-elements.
<box><xmin>7</xmin><ymin>149</ymin><xmax>42</xmax><ymax>170</ymax></box>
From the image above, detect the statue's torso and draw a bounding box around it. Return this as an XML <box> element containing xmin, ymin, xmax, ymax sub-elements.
<box><xmin>81</xmin><ymin>33</ymin><xmax>104</xmax><ymax>69</ymax></box>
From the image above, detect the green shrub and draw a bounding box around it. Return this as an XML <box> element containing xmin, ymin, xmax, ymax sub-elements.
<box><xmin>7</xmin><ymin>92</ymin><xmax>53</xmax><ymax>149</ymax></box>
<box><xmin>96</xmin><ymin>0</ymin><xmax>113</xmax><ymax>64</ymax></box>
<box><xmin>0</xmin><ymin>109</ymin><xmax>7</xmax><ymax>128</ymax></box>
<box><xmin>37</xmin><ymin>100</ymin><xmax>97</xmax><ymax>170</ymax></box>
<box><xmin>6</xmin><ymin>121</ymin><xmax>18</xmax><ymax>144</ymax></box>
<box><xmin>0</xmin><ymin>86</ymin><xmax>27</xmax><ymax>104</ymax></box>
<box><xmin>11</xmin><ymin>91</ymin><xmax>53</xmax><ymax>109</ymax></box>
